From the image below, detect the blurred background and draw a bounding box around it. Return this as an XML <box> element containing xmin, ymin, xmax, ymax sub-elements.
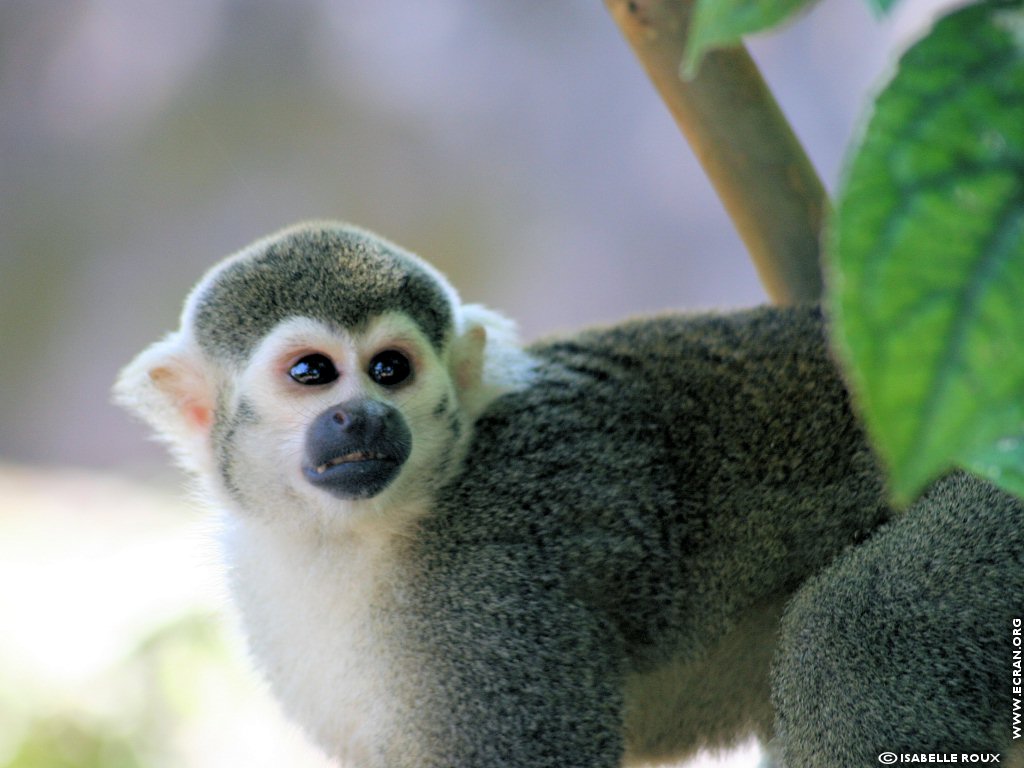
<box><xmin>0</xmin><ymin>0</ymin><xmax>960</xmax><ymax>765</ymax></box>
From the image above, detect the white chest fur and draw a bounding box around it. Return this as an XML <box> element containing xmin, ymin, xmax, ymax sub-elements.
<box><xmin>222</xmin><ymin>516</ymin><xmax>407</xmax><ymax>764</ymax></box>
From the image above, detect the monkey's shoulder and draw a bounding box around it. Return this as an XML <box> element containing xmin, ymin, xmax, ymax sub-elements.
<box><xmin>518</xmin><ymin>304</ymin><xmax>843</xmax><ymax>426</ymax></box>
<box><xmin>528</xmin><ymin>304</ymin><xmax>829</xmax><ymax>380</ymax></box>
<box><xmin>433</xmin><ymin>305</ymin><xmax>845</xmax><ymax>539</ymax></box>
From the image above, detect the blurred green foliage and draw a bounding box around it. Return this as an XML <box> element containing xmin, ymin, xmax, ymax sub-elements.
<box><xmin>1</xmin><ymin>613</ymin><xmax>226</xmax><ymax>768</ymax></box>
<box><xmin>5</xmin><ymin>720</ymin><xmax>142</xmax><ymax>768</ymax></box>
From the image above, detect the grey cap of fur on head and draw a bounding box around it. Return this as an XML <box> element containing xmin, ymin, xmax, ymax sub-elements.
<box><xmin>188</xmin><ymin>222</ymin><xmax>459</xmax><ymax>363</ymax></box>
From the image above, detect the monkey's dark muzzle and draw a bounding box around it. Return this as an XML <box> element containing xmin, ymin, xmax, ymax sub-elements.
<box><xmin>303</xmin><ymin>398</ymin><xmax>411</xmax><ymax>499</ymax></box>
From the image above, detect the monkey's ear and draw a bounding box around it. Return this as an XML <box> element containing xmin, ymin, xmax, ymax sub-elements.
<box><xmin>450</xmin><ymin>303</ymin><xmax>523</xmax><ymax>416</ymax></box>
<box><xmin>114</xmin><ymin>332</ymin><xmax>217</xmax><ymax>473</ymax></box>
<box><xmin>450</xmin><ymin>318</ymin><xmax>487</xmax><ymax>395</ymax></box>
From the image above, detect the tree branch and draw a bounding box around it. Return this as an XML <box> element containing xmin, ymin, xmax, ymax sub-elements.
<box><xmin>605</xmin><ymin>0</ymin><xmax>827</xmax><ymax>305</ymax></box>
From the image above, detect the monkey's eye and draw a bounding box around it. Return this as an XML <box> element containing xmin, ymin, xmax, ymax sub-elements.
<box><xmin>289</xmin><ymin>353</ymin><xmax>339</xmax><ymax>386</ymax></box>
<box><xmin>368</xmin><ymin>350</ymin><xmax>412</xmax><ymax>387</ymax></box>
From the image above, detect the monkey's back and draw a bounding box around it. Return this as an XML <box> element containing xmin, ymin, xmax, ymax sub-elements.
<box><xmin>427</xmin><ymin>304</ymin><xmax>891</xmax><ymax>669</ymax></box>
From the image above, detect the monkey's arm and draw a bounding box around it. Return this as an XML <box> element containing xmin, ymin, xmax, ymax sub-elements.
<box><xmin>391</xmin><ymin>540</ymin><xmax>626</xmax><ymax>768</ymax></box>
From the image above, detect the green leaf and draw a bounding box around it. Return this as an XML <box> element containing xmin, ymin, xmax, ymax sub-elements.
<box><xmin>683</xmin><ymin>0</ymin><xmax>816</xmax><ymax>78</ymax></box>
<box><xmin>829</xmin><ymin>0</ymin><xmax>1024</xmax><ymax>504</ymax></box>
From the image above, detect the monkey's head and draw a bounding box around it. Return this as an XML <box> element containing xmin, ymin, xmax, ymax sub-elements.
<box><xmin>116</xmin><ymin>222</ymin><xmax>515</xmax><ymax>530</ymax></box>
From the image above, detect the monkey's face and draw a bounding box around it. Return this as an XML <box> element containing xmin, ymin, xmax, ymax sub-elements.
<box><xmin>211</xmin><ymin>312</ymin><xmax>473</xmax><ymax>526</ymax></box>
<box><xmin>115</xmin><ymin>223</ymin><xmax>505</xmax><ymax>531</ymax></box>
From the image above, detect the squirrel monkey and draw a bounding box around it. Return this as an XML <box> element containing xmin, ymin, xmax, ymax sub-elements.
<box><xmin>116</xmin><ymin>222</ymin><xmax>1024</xmax><ymax>767</ymax></box>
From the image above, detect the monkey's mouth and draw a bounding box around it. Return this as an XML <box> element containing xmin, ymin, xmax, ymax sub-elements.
<box><xmin>312</xmin><ymin>451</ymin><xmax>394</xmax><ymax>474</ymax></box>
<box><xmin>303</xmin><ymin>445</ymin><xmax>409</xmax><ymax>500</ymax></box>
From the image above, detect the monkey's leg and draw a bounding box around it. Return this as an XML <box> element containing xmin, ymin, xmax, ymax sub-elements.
<box><xmin>772</xmin><ymin>473</ymin><xmax>1024</xmax><ymax>768</ymax></box>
